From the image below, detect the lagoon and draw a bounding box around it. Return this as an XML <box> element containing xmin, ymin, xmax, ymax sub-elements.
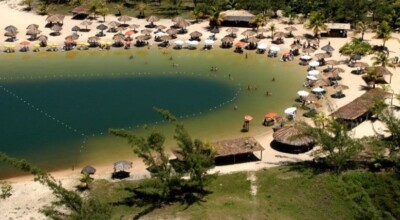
<box><xmin>0</xmin><ymin>48</ymin><xmax>306</xmax><ymax>178</ymax></box>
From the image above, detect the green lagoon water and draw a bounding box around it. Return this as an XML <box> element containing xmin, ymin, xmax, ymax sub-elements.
<box><xmin>0</xmin><ymin>48</ymin><xmax>307</xmax><ymax>178</ymax></box>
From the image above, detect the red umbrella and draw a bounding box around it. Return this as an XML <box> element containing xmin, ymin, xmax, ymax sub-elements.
<box><xmin>125</xmin><ymin>30</ymin><xmax>134</xmax><ymax>36</ymax></box>
<box><xmin>244</xmin><ymin>115</ymin><xmax>253</xmax><ymax>121</ymax></box>
<box><xmin>235</xmin><ymin>42</ymin><xmax>246</xmax><ymax>48</ymax></box>
<box><xmin>20</xmin><ymin>41</ymin><xmax>30</xmax><ymax>46</ymax></box>
<box><xmin>264</xmin><ymin>112</ymin><xmax>277</xmax><ymax>119</ymax></box>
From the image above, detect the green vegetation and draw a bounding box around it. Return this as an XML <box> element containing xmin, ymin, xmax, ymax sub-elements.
<box><xmin>89</xmin><ymin>166</ymin><xmax>400</xmax><ymax>219</ymax></box>
<box><xmin>0</xmin><ymin>181</ymin><xmax>12</xmax><ymax>200</ymax></box>
<box><xmin>339</xmin><ymin>38</ymin><xmax>372</xmax><ymax>57</ymax></box>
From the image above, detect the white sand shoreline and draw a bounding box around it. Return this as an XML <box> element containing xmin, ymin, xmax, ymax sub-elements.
<box><xmin>2</xmin><ymin>1</ymin><xmax>400</xmax><ymax>219</ymax></box>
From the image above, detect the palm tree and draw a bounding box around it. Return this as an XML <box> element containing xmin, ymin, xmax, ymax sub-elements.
<box><xmin>20</xmin><ymin>0</ymin><xmax>33</xmax><ymax>11</ymax></box>
<box><xmin>96</xmin><ymin>2</ymin><xmax>109</xmax><ymax>22</ymax></box>
<box><xmin>115</xmin><ymin>3</ymin><xmax>124</xmax><ymax>16</ymax></box>
<box><xmin>78</xmin><ymin>173</ymin><xmax>93</xmax><ymax>190</ymax></box>
<box><xmin>364</xmin><ymin>68</ymin><xmax>380</xmax><ymax>88</ymax></box>
<box><xmin>376</xmin><ymin>21</ymin><xmax>392</xmax><ymax>48</ymax></box>
<box><xmin>300</xmin><ymin>120</ymin><xmax>363</xmax><ymax>173</ymax></box>
<box><xmin>251</xmin><ymin>13</ymin><xmax>267</xmax><ymax>31</ymax></box>
<box><xmin>313</xmin><ymin>112</ymin><xmax>330</xmax><ymax>129</ymax></box>
<box><xmin>269</xmin><ymin>23</ymin><xmax>276</xmax><ymax>40</ymax></box>
<box><xmin>136</xmin><ymin>2</ymin><xmax>147</xmax><ymax>18</ymax></box>
<box><xmin>209</xmin><ymin>8</ymin><xmax>224</xmax><ymax>28</ymax></box>
<box><xmin>339</xmin><ymin>38</ymin><xmax>371</xmax><ymax>57</ymax></box>
<box><xmin>371</xmin><ymin>52</ymin><xmax>396</xmax><ymax>68</ymax></box>
<box><xmin>305</xmin><ymin>11</ymin><xmax>326</xmax><ymax>38</ymax></box>
<box><xmin>354</xmin><ymin>21</ymin><xmax>369</xmax><ymax>41</ymax></box>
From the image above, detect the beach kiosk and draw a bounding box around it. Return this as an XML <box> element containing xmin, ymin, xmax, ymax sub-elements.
<box><xmin>323</xmin><ymin>23</ymin><xmax>351</xmax><ymax>38</ymax></box>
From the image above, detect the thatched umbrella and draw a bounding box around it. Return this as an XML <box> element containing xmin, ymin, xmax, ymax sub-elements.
<box><xmin>305</xmin><ymin>93</ymin><xmax>320</xmax><ymax>102</ymax></box>
<box><xmin>331</xmin><ymin>67</ymin><xmax>345</xmax><ymax>73</ymax></box>
<box><xmin>274</xmin><ymin>31</ymin><xmax>286</xmax><ymax>39</ymax></box>
<box><xmin>80</xmin><ymin>21</ymin><xmax>92</xmax><ymax>30</ymax></box>
<box><xmin>325</xmin><ymin>60</ymin><xmax>340</xmax><ymax>66</ymax></box>
<box><xmin>113</xmin><ymin>34</ymin><xmax>125</xmax><ymax>42</ymax></box>
<box><xmin>141</xmin><ymin>29</ymin><xmax>152</xmax><ymax>35</ymax></box>
<box><xmin>333</xmin><ymin>84</ymin><xmax>349</xmax><ymax>91</ymax></box>
<box><xmin>156</xmin><ymin>25</ymin><xmax>167</xmax><ymax>30</ymax></box>
<box><xmin>51</xmin><ymin>24</ymin><xmax>62</xmax><ymax>35</ymax></box>
<box><xmin>284</xmin><ymin>26</ymin><xmax>297</xmax><ymax>34</ymax></box>
<box><xmin>129</xmin><ymin>24</ymin><xmax>140</xmax><ymax>29</ymax></box>
<box><xmin>71</xmin><ymin>25</ymin><xmax>80</xmax><ymax>33</ymax></box>
<box><xmin>46</xmin><ymin>14</ymin><xmax>64</xmax><ymax>24</ymax></box>
<box><xmin>108</xmin><ymin>21</ymin><xmax>121</xmax><ymax>28</ymax></box>
<box><xmin>315</xmin><ymin>53</ymin><xmax>331</xmax><ymax>59</ymax></box>
<box><xmin>5</xmin><ymin>25</ymin><xmax>17</xmax><ymax>33</ymax></box>
<box><xmin>306</xmin><ymin>102</ymin><xmax>322</xmax><ymax>109</ymax></box>
<box><xmin>113</xmin><ymin>160</ymin><xmax>132</xmax><ymax>171</ymax></box>
<box><xmin>313</xmin><ymin>78</ymin><xmax>331</xmax><ymax>87</ymax></box>
<box><xmin>81</xmin><ymin>165</ymin><xmax>96</xmax><ymax>175</ymax></box>
<box><xmin>88</xmin><ymin>36</ymin><xmax>100</xmax><ymax>42</ymax></box>
<box><xmin>241</xmin><ymin>29</ymin><xmax>256</xmax><ymax>38</ymax></box>
<box><xmin>65</xmin><ymin>34</ymin><xmax>79</xmax><ymax>41</ymax></box>
<box><xmin>221</xmin><ymin>36</ymin><xmax>234</xmax><ymax>43</ymax></box>
<box><xmin>118</xmin><ymin>15</ymin><xmax>132</xmax><ymax>24</ymax></box>
<box><xmin>190</xmin><ymin>31</ymin><xmax>202</xmax><ymax>38</ymax></box>
<box><xmin>136</xmin><ymin>35</ymin><xmax>151</xmax><ymax>41</ymax></box>
<box><xmin>174</xmin><ymin>17</ymin><xmax>191</xmax><ymax>29</ymax></box>
<box><xmin>353</xmin><ymin>62</ymin><xmax>369</xmax><ymax>68</ymax></box>
<box><xmin>302</xmin><ymin>47</ymin><xmax>316</xmax><ymax>53</ymax></box>
<box><xmin>146</xmin><ymin>15</ymin><xmax>159</xmax><ymax>26</ymax></box>
<box><xmin>160</xmin><ymin>35</ymin><xmax>171</xmax><ymax>42</ymax></box>
<box><xmin>116</xmin><ymin>26</ymin><xmax>126</xmax><ymax>33</ymax></box>
<box><xmin>210</xmin><ymin>27</ymin><xmax>219</xmax><ymax>34</ymax></box>
<box><xmin>96</xmin><ymin>24</ymin><xmax>108</xmax><ymax>36</ymax></box>
<box><xmin>323</xmin><ymin>71</ymin><xmax>340</xmax><ymax>80</ymax></box>
<box><xmin>37</xmin><ymin>34</ymin><xmax>48</xmax><ymax>42</ymax></box>
<box><xmin>247</xmin><ymin>36</ymin><xmax>260</xmax><ymax>44</ymax></box>
<box><xmin>26</xmin><ymin>24</ymin><xmax>39</xmax><ymax>30</ymax></box>
<box><xmin>26</xmin><ymin>29</ymin><xmax>41</xmax><ymax>36</ymax></box>
<box><xmin>295</xmin><ymin>35</ymin><xmax>306</xmax><ymax>40</ymax></box>
<box><xmin>273</xmin><ymin>125</ymin><xmax>314</xmax><ymax>147</ymax></box>
<box><xmin>321</xmin><ymin>42</ymin><xmax>335</xmax><ymax>53</ymax></box>
<box><xmin>351</xmin><ymin>54</ymin><xmax>362</xmax><ymax>61</ymax></box>
<box><xmin>166</xmin><ymin>28</ymin><xmax>178</xmax><ymax>36</ymax></box>
<box><xmin>291</xmin><ymin>44</ymin><xmax>301</xmax><ymax>49</ymax></box>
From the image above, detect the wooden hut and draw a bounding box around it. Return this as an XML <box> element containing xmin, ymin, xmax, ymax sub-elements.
<box><xmin>322</xmin><ymin>23</ymin><xmax>350</xmax><ymax>38</ymax></box>
<box><xmin>172</xmin><ymin>137</ymin><xmax>264</xmax><ymax>165</ymax></box>
<box><xmin>330</xmin><ymin>89</ymin><xmax>391</xmax><ymax>128</ymax></box>
<box><xmin>220</xmin><ymin>10</ymin><xmax>254</xmax><ymax>27</ymax></box>
<box><xmin>272</xmin><ymin>124</ymin><xmax>314</xmax><ymax>153</ymax></box>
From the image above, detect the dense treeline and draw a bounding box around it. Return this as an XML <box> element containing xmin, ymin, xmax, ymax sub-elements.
<box><xmin>21</xmin><ymin>0</ymin><xmax>400</xmax><ymax>28</ymax></box>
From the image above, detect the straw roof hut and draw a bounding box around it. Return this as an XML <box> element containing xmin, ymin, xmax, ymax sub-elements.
<box><xmin>173</xmin><ymin>137</ymin><xmax>264</xmax><ymax>161</ymax></box>
<box><xmin>72</xmin><ymin>5</ymin><xmax>89</xmax><ymax>15</ymax></box>
<box><xmin>365</xmin><ymin>66</ymin><xmax>392</xmax><ymax>76</ymax></box>
<box><xmin>273</xmin><ymin>125</ymin><xmax>314</xmax><ymax>147</ymax></box>
<box><xmin>330</xmin><ymin>89</ymin><xmax>391</xmax><ymax>125</ymax></box>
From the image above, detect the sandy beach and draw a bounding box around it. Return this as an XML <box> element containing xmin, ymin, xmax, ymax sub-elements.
<box><xmin>2</xmin><ymin>0</ymin><xmax>400</xmax><ymax>219</ymax></box>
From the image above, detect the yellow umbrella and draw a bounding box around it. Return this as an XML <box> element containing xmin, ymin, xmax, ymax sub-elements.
<box><xmin>34</xmin><ymin>43</ymin><xmax>40</xmax><ymax>47</ymax></box>
<box><xmin>84</xmin><ymin>42</ymin><xmax>90</xmax><ymax>46</ymax></box>
<box><xmin>106</xmin><ymin>41</ymin><xmax>112</xmax><ymax>45</ymax></box>
<box><xmin>78</xmin><ymin>41</ymin><xmax>85</xmax><ymax>45</ymax></box>
<box><xmin>8</xmin><ymin>44</ymin><xmax>15</xmax><ymax>48</ymax></box>
<box><xmin>100</xmin><ymin>41</ymin><xmax>106</xmax><ymax>45</ymax></box>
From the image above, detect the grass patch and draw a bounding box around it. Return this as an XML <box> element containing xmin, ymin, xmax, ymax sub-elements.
<box><xmin>90</xmin><ymin>166</ymin><xmax>374</xmax><ymax>219</ymax></box>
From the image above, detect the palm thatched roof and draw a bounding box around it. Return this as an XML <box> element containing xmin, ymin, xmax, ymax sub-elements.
<box><xmin>190</xmin><ymin>31</ymin><xmax>202</xmax><ymax>38</ymax></box>
<box><xmin>72</xmin><ymin>5</ymin><xmax>89</xmax><ymax>14</ymax></box>
<box><xmin>221</xmin><ymin>10</ymin><xmax>254</xmax><ymax>22</ymax></box>
<box><xmin>273</xmin><ymin>125</ymin><xmax>314</xmax><ymax>147</ymax></box>
<box><xmin>173</xmin><ymin>137</ymin><xmax>264</xmax><ymax>160</ymax></box>
<box><xmin>365</xmin><ymin>66</ymin><xmax>393</xmax><ymax>76</ymax></box>
<box><xmin>330</xmin><ymin>89</ymin><xmax>391</xmax><ymax>120</ymax></box>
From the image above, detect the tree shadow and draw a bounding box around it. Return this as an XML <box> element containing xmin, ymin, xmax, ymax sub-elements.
<box><xmin>112</xmin><ymin>180</ymin><xmax>212</xmax><ymax>218</ymax></box>
<box><xmin>286</xmin><ymin>160</ymin><xmax>331</xmax><ymax>177</ymax></box>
